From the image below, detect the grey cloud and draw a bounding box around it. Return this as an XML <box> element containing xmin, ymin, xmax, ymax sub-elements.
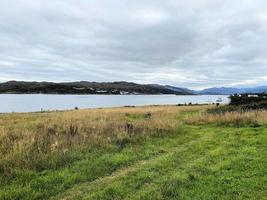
<box><xmin>0</xmin><ymin>0</ymin><xmax>267</xmax><ymax>89</ymax></box>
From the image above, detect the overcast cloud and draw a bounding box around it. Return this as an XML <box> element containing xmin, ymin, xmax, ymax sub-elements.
<box><xmin>0</xmin><ymin>0</ymin><xmax>267</xmax><ymax>89</ymax></box>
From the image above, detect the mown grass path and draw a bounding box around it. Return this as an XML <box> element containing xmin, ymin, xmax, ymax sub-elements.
<box><xmin>54</xmin><ymin>125</ymin><xmax>267</xmax><ymax>200</ymax></box>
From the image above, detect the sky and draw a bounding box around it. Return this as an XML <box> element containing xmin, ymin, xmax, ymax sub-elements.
<box><xmin>0</xmin><ymin>0</ymin><xmax>267</xmax><ymax>89</ymax></box>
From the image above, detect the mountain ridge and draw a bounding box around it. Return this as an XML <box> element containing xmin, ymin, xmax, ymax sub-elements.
<box><xmin>0</xmin><ymin>81</ymin><xmax>266</xmax><ymax>95</ymax></box>
<box><xmin>196</xmin><ymin>86</ymin><xmax>267</xmax><ymax>95</ymax></box>
<box><xmin>0</xmin><ymin>81</ymin><xmax>191</xmax><ymax>95</ymax></box>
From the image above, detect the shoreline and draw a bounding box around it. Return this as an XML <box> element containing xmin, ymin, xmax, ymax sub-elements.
<box><xmin>0</xmin><ymin>103</ymin><xmax>222</xmax><ymax>115</ymax></box>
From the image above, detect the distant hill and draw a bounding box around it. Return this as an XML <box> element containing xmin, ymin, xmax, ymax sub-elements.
<box><xmin>0</xmin><ymin>81</ymin><xmax>192</xmax><ymax>95</ymax></box>
<box><xmin>1</xmin><ymin>81</ymin><xmax>266</xmax><ymax>95</ymax></box>
<box><xmin>197</xmin><ymin>86</ymin><xmax>267</xmax><ymax>95</ymax></box>
<box><xmin>244</xmin><ymin>86</ymin><xmax>267</xmax><ymax>94</ymax></box>
<box><xmin>164</xmin><ymin>85</ymin><xmax>195</xmax><ymax>95</ymax></box>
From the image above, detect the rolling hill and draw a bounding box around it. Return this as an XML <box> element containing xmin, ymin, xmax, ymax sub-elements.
<box><xmin>1</xmin><ymin>81</ymin><xmax>267</xmax><ymax>95</ymax></box>
<box><xmin>0</xmin><ymin>81</ymin><xmax>192</xmax><ymax>95</ymax></box>
<box><xmin>197</xmin><ymin>86</ymin><xmax>267</xmax><ymax>95</ymax></box>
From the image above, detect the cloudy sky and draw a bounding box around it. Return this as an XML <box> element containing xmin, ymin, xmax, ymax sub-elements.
<box><xmin>0</xmin><ymin>0</ymin><xmax>267</xmax><ymax>89</ymax></box>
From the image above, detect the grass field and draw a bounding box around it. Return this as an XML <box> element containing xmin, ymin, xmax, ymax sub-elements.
<box><xmin>0</xmin><ymin>105</ymin><xmax>266</xmax><ymax>199</ymax></box>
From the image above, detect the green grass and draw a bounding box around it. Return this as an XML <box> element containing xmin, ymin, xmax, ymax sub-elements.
<box><xmin>0</xmin><ymin>106</ymin><xmax>266</xmax><ymax>199</ymax></box>
<box><xmin>54</xmin><ymin>126</ymin><xmax>266</xmax><ymax>200</ymax></box>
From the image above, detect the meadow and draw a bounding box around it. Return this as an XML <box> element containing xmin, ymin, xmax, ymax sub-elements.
<box><xmin>0</xmin><ymin>105</ymin><xmax>266</xmax><ymax>199</ymax></box>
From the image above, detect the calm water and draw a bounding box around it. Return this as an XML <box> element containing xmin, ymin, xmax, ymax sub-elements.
<box><xmin>0</xmin><ymin>94</ymin><xmax>229</xmax><ymax>113</ymax></box>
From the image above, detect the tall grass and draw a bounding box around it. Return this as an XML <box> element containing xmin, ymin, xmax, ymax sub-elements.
<box><xmin>185</xmin><ymin>109</ymin><xmax>267</xmax><ymax>127</ymax></box>
<box><xmin>0</xmin><ymin>105</ymin><xmax>206</xmax><ymax>182</ymax></box>
<box><xmin>1</xmin><ymin>104</ymin><xmax>266</xmax><ymax>184</ymax></box>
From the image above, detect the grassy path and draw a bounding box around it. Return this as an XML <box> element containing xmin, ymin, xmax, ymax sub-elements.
<box><xmin>54</xmin><ymin>127</ymin><xmax>208</xmax><ymax>200</ymax></box>
<box><xmin>0</xmin><ymin>126</ymin><xmax>194</xmax><ymax>200</ymax></box>
<box><xmin>54</xmin><ymin>126</ymin><xmax>267</xmax><ymax>200</ymax></box>
<box><xmin>1</xmin><ymin>105</ymin><xmax>266</xmax><ymax>200</ymax></box>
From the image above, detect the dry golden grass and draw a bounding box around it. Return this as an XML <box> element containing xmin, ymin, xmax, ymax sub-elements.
<box><xmin>1</xmin><ymin>104</ymin><xmax>266</xmax><ymax>177</ymax></box>
<box><xmin>0</xmin><ymin>105</ymin><xmax>207</xmax><ymax>173</ymax></box>
<box><xmin>185</xmin><ymin>109</ymin><xmax>267</xmax><ymax>127</ymax></box>
<box><xmin>1</xmin><ymin>104</ymin><xmax>267</xmax><ymax>200</ymax></box>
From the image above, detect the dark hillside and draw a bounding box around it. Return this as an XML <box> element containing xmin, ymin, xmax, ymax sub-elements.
<box><xmin>0</xmin><ymin>81</ymin><xmax>193</xmax><ymax>95</ymax></box>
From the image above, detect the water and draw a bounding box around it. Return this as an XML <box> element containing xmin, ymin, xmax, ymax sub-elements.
<box><xmin>0</xmin><ymin>94</ymin><xmax>230</xmax><ymax>113</ymax></box>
